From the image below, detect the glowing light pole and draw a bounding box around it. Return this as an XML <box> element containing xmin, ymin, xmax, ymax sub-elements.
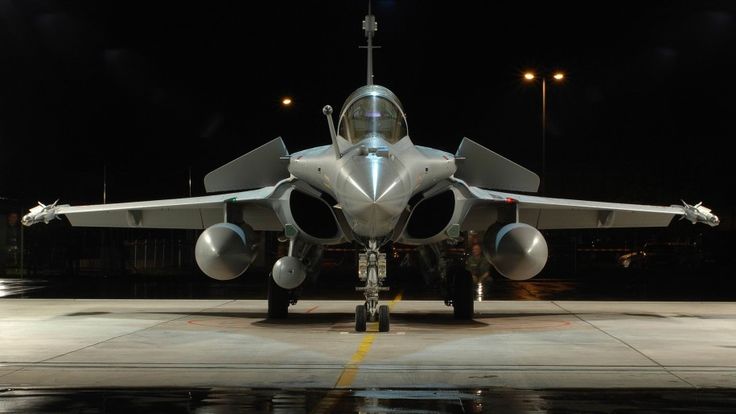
<box><xmin>523</xmin><ymin>71</ymin><xmax>564</xmax><ymax>194</ymax></box>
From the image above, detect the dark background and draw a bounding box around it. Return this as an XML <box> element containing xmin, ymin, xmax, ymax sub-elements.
<box><xmin>0</xmin><ymin>0</ymin><xmax>734</xmax><ymax>215</ymax></box>
<box><xmin>0</xmin><ymin>1</ymin><xmax>734</xmax><ymax>295</ymax></box>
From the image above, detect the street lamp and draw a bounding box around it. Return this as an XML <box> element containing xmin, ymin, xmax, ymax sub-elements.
<box><xmin>523</xmin><ymin>70</ymin><xmax>565</xmax><ymax>194</ymax></box>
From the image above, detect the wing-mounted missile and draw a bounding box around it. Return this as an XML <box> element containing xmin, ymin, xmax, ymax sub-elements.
<box><xmin>679</xmin><ymin>201</ymin><xmax>720</xmax><ymax>227</ymax></box>
<box><xmin>22</xmin><ymin>200</ymin><xmax>68</xmax><ymax>226</ymax></box>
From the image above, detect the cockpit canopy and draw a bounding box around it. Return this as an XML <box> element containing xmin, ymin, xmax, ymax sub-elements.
<box><xmin>338</xmin><ymin>85</ymin><xmax>408</xmax><ymax>145</ymax></box>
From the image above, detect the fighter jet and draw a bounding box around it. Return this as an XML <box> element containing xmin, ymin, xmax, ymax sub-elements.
<box><xmin>23</xmin><ymin>9</ymin><xmax>718</xmax><ymax>332</ymax></box>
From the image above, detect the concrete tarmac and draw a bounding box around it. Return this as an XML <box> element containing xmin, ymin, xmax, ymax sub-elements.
<box><xmin>1</xmin><ymin>299</ymin><xmax>735</xmax><ymax>389</ymax></box>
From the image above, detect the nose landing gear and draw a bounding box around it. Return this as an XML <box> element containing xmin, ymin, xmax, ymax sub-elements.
<box><xmin>355</xmin><ymin>240</ymin><xmax>390</xmax><ymax>332</ymax></box>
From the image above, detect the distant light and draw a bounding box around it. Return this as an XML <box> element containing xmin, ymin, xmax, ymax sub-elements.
<box><xmin>281</xmin><ymin>97</ymin><xmax>293</xmax><ymax>106</ymax></box>
<box><xmin>553</xmin><ymin>72</ymin><xmax>565</xmax><ymax>80</ymax></box>
<box><xmin>523</xmin><ymin>72</ymin><xmax>535</xmax><ymax>80</ymax></box>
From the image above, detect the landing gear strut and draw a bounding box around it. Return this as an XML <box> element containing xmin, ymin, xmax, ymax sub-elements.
<box><xmin>267</xmin><ymin>273</ymin><xmax>289</xmax><ymax>319</ymax></box>
<box><xmin>267</xmin><ymin>273</ymin><xmax>298</xmax><ymax>319</ymax></box>
<box><xmin>355</xmin><ymin>240</ymin><xmax>390</xmax><ymax>332</ymax></box>
<box><xmin>452</xmin><ymin>269</ymin><xmax>474</xmax><ymax>319</ymax></box>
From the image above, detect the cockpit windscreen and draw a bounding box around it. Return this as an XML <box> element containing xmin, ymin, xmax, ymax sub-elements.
<box><xmin>338</xmin><ymin>95</ymin><xmax>407</xmax><ymax>144</ymax></box>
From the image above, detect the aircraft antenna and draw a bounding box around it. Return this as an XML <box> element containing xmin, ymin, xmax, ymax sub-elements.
<box><xmin>362</xmin><ymin>1</ymin><xmax>379</xmax><ymax>85</ymax></box>
<box><xmin>323</xmin><ymin>105</ymin><xmax>341</xmax><ymax>159</ymax></box>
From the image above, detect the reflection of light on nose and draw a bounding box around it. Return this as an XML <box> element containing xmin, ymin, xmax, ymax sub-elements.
<box><xmin>371</xmin><ymin>156</ymin><xmax>379</xmax><ymax>200</ymax></box>
<box><xmin>347</xmin><ymin>176</ymin><xmax>371</xmax><ymax>200</ymax></box>
<box><xmin>377</xmin><ymin>179</ymin><xmax>399</xmax><ymax>201</ymax></box>
<box><xmin>0</xmin><ymin>282</ymin><xmax>7</xmax><ymax>298</ymax></box>
<box><xmin>476</xmin><ymin>283</ymin><xmax>483</xmax><ymax>302</ymax></box>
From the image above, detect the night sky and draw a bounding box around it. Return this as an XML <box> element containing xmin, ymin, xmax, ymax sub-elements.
<box><xmin>0</xmin><ymin>1</ymin><xmax>734</xmax><ymax>227</ymax></box>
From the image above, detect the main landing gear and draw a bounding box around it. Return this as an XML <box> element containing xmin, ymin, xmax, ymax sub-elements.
<box><xmin>267</xmin><ymin>273</ymin><xmax>298</xmax><ymax>319</ymax></box>
<box><xmin>451</xmin><ymin>269</ymin><xmax>474</xmax><ymax>320</ymax></box>
<box><xmin>355</xmin><ymin>240</ymin><xmax>391</xmax><ymax>332</ymax></box>
<box><xmin>441</xmin><ymin>263</ymin><xmax>475</xmax><ymax>320</ymax></box>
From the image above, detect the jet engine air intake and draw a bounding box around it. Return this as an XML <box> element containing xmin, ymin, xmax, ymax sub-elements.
<box><xmin>405</xmin><ymin>190</ymin><xmax>455</xmax><ymax>239</ymax></box>
<box><xmin>483</xmin><ymin>222</ymin><xmax>548</xmax><ymax>280</ymax></box>
<box><xmin>289</xmin><ymin>190</ymin><xmax>340</xmax><ymax>239</ymax></box>
<box><xmin>195</xmin><ymin>223</ymin><xmax>257</xmax><ymax>280</ymax></box>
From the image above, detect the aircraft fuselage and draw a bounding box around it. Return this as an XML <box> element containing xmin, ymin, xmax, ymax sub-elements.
<box><xmin>287</xmin><ymin>84</ymin><xmax>456</xmax><ymax>241</ymax></box>
<box><xmin>288</xmin><ymin>135</ymin><xmax>456</xmax><ymax>240</ymax></box>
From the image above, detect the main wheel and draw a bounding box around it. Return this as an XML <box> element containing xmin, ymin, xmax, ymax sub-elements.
<box><xmin>355</xmin><ymin>305</ymin><xmax>367</xmax><ymax>332</ymax></box>
<box><xmin>453</xmin><ymin>270</ymin><xmax>475</xmax><ymax>320</ymax></box>
<box><xmin>378</xmin><ymin>305</ymin><xmax>390</xmax><ymax>332</ymax></box>
<box><xmin>267</xmin><ymin>273</ymin><xmax>290</xmax><ymax>319</ymax></box>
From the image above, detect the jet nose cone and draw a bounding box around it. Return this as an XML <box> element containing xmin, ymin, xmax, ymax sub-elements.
<box><xmin>336</xmin><ymin>155</ymin><xmax>411</xmax><ymax>238</ymax></box>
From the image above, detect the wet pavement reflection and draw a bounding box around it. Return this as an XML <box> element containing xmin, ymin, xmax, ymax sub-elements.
<box><xmin>3</xmin><ymin>270</ymin><xmax>735</xmax><ymax>412</ymax></box>
<box><xmin>0</xmin><ymin>278</ymin><xmax>46</xmax><ymax>298</ymax></box>
<box><xmin>1</xmin><ymin>387</ymin><xmax>735</xmax><ymax>413</ymax></box>
<box><xmin>2</xmin><ymin>269</ymin><xmax>735</xmax><ymax>301</ymax></box>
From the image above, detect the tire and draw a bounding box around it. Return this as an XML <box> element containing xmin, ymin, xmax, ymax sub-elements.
<box><xmin>267</xmin><ymin>273</ymin><xmax>290</xmax><ymax>319</ymax></box>
<box><xmin>378</xmin><ymin>305</ymin><xmax>390</xmax><ymax>332</ymax></box>
<box><xmin>453</xmin><ymin>270</ymin><xmax>475</xmax><ymax>320</ymax></box>
<box><xmin>355</xmin><ymin>305</ymin><xmax>367</xmax><ymax>332</ymax></box>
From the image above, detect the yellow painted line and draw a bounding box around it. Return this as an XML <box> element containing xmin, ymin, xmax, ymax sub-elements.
<box><xmin>389</xmin><ymin>291</ymin><xmax>403</xmax><ymax>309</ymax></box>
<box><xmin>334</xmin><ymin>334</ymin><xmax>375</xmax><ymax>387</ymax></box>
<box><xmin>333</xmin><ymin>291</ymin><xmax>403</xmax><ymax>388</ymax></box>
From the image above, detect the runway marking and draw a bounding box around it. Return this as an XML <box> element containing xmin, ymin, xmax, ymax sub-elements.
<box><xmin>551</xmin><ymin>301</ymin><xmax>697</xmax><ymax>388</ymax></box>
<box><xmin>334</xmin><ymin>333</ymin><xmax>376</xmax><ymax>388</ymax></box>
<box><xmin>389</xmin><ymin>291</ymin><xmax>403</xmax><ymax>310</ymax></box>
<box><xmin>334</xmin><ymin>291</ymin><xmax>403</xmax><ymax>389</ymax></box>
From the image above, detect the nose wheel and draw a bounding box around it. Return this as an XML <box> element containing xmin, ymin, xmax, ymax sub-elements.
<box><xmin>378</xmin><ymin>305</ymin><xmax>390</xmax><ymax>332</ymax></box>
<box><xmin>355</xmin><ymin>304</ymin><xmax>390</xmax><ymax>332</ymax></box>
<box><xmin>355</xmin><ymin>240</ymin><xmax>390</xmax><ymax>332</ymax></box>
<box><xmin>355</xmin><ymin>305</ymin><xmax>367</xmax><ymax>332</ymax></box>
